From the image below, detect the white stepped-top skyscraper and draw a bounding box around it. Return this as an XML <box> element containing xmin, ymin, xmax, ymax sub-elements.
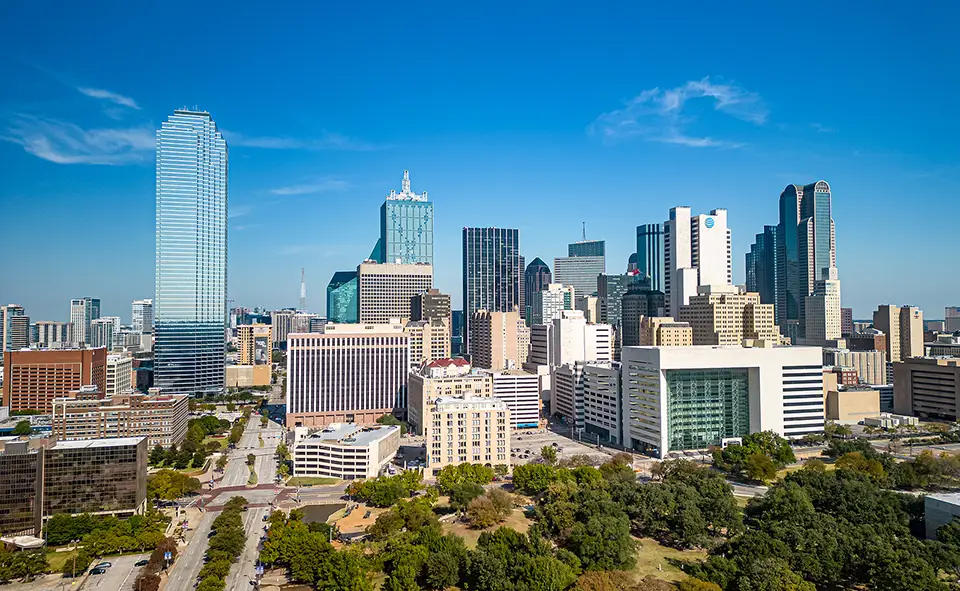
<box><xmin>155</xmin><ymin>109</ymin><xmax>228</xmax><ymax>395</ymax></box>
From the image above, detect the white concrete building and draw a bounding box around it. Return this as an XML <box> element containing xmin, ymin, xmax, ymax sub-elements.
<box><xmin>90</xmin><ymin>317</ymin><xmax>120</xmax><ymax>350</ymax></box>
<box><xmin>553</xmin><ymin>362</ymin><xmax>586</xmax><ymax>428</ymax></box>
<box><xmin>424</xmin><ymin>396</ymin><xmax>510</xmax><ymax>473</ymax></box>
<box><xmin>551</xmin><ymin>310</ymin><xmax>612</xmax><ymax>366</ymax></box>
<box><xmin>620</xmin><ymin>345</ymin><xmax>823</xmax><ymax>458</ymax></box>
<box><xmin>583</xmin><ymin>362</ymin><xmax>622</xmax><ymax>444</ymax></box>
<box><xmin>664</xmin><ymin>207</ymin><xmax>731</xmax><ymax>316</ymax></box>
<box><xmin>105</xmin><ymin>354</ymin><xmax>133</xmax><ymax>396</ymax></box>
<box><xmin>803</xmin><ymin>267</ymin><xmax>842</xmax><ymax>343</ymax></box>
<box><xmin>292</xmin><ymin>423</ymin><xmax>400</xmax><ymax>480</ymax></box>
<box><xmin>131</xmin><ymin>299</ymin><xmax>153</xmax><ymax>333</ymax></box>
<box><xmin>531</xmin><ymin>283</ymin><xmax>574</xmax><ymax>326</ymax></box>
<box><xmin>487</xmin><ymin>369</ymin><xmax>541</xmax><ymax>429</ymax></box>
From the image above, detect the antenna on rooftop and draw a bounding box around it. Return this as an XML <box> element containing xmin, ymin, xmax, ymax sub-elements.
<box><xmin>582</xmin><ymin>222</ymin><xmax>586</xmax><ymax>241</ymax></box>
<box><xmin>299</xmin><ymin>268</ymin><xmax>307</xmax><ymax>311</ymax></box>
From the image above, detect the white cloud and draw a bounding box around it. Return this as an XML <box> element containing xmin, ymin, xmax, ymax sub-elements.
<box><xmin>1</xmin><ymin>115</ymin><xmax>154</xmax><ymax>165</ymax></box>
<box><xmin>269</xmin><ymin>179</ymin><xmax>350</xmax><ymax>196</ymax></box>
<box><xmin>76</xmin><ymin>87</ymin><xmax>140</xmax><ymax>110</ymax></box>
<box><xmin>590</xmin><ymin>76</ymin><xmax>767</xmax><ymax>147</ymax></box>
<box><xmin>223</xmin><ymin>130</ymin><xmax>382</xmax><ymax>151</ymax></box>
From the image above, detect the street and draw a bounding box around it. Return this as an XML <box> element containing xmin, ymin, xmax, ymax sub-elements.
<box><xmin>78</xmin><ymin>554</ymin><xmax>147</xmax><ymax>591</ymax></box>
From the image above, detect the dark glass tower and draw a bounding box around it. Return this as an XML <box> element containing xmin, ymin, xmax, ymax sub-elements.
<box><xmin>568</xmin><ymin>240</ymin><xmax>605</xmax><ymax>258</ymax></box>
<box><xmin>636</xmin><ymin>224</ymin><xmax>665</xmax><ymax>292</ymax></box>
<box><xmin>745</xmin><ymin>225</ymin><xmax>777</xmax><ymax>305</ymax></box>
<box><xmin>462</xmin><ymin>228</ymin><xmax>522</xmax><ymax>355</ymax></box>
<box><xmin>523</xmin><ymin>258</ymin><xmax>552</xmax><ymax>325</ymax></box>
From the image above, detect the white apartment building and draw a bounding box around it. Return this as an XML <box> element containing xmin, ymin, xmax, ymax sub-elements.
<box><xmin>664</xmin><ymin>207</ymin><xmax>731</xmax><ymax>316</ymax></box>
<box><xmin>531</xmin><ymin>283</ymin><xmax>574</xmax><ymax>325</ymax></box>
<box><xmin>131</xmin><ymin>299</ymin><xmax>153</xmax><ymax>333</ymax></box>
<box><xmin>90</xmin><ymin>317</ymin><xmax>120</xmax><ymax>350</ymax></box>
<box><xmin>407</xmin><ymin>359</ymin><xmax>492</xmax><ymax>435</ymax></box>
<box><xmin>620</xmin><ymin>345</ymin><xmax>824</xmax><ymax>458</ymax></box>
<box><xmin>286</xmin><ymin>323</ymin><xmax>409</xmax><ymax>428</ymax></box>
<box><xmin>803</xmin><ymin>267</ymin><xmax>842</xmax><ymax>342</ymax></box>
<box><xmin>424</xmin><ymin>396</ymin><xmax>510</xmax><ymax>474</ymax></box>
<box><xmin>583</xmin><ymin>362</ymin><xmax>622</xmax><ymax>444</ymax></box>
<box><xmin>553</xmin><ymin>362</ymin><xmax>587</xmax><ymax>428</ymax></box>
<box><xmin>292</xmin><ymin>423</ymin><xmax>400</xmax><ymax>480</ymax></box>
<box><xmin>357</xmin><ymin>262</ymin><xmax>433</xmax><ymax>324</ymax></box>
<box><xmin>105</xmin><ymin>354</ymin><xmax>133</xmax><ymax>396</ymax></box>
<box><xmin>551</xmin><ymin>310</ymin><xmax>613</xmax><ymax>366</ymax></box>
<box><xmin>487</xmin><ymin>369</ymin><xmax>541</xmax><ymax>429</ymax></box>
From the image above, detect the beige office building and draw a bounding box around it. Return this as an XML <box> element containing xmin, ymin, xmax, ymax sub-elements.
<box><xmin>105</xmin><ymin>354</ymin><xmax>133</xmax><ymax>396</ymax></box>
<box><xmin>424</xmin><ymin>396</ymin><xmax>510</xmax><ymax>474</ymax></box>
<box><xmin>470</xmin><ymin>308</ymin><xmax>529</xmax><ymax>371</ymax></box>
<box><xmin>640</xmin><ymin>317</ymin><xmax>693</xmax><ymax>346</ymax></box>
<box><xmin>237</xmin><ymin>324</ymin><xmax>272</xmax><ymax>386</ymax></box>
<box><xmin>825</xmin><ymin>388</ymin><xmax>880</xmax><ymax>425</ymax></box>
<box><xmin>874</xmin><ymin>305</ymin><xmax>924</xmax><ymax>363</ymax></box>
<box><xmin>405</xmin><ymin>318</ymin><xmax>451</xmax><ymax>368</ymax></box>
<box><xmin>51</xmin><ymin>388</ymin><xmax>189</xmax><ymax>447</ymax></box>
<box><xmin>292</xmin><ymin>423</ymin><xmax>400</xmax><ymax>480</ymax></box>
<box><xmin>823</xmin><ymin>349</ymin><xmax>887</xmax><ymax>385</ymax></box>
<box><xmin>804</xmin><ymin>267</ymin><xmax>842</xmax><ymax>343</ymax></box>
<box><xmin>358</xmin><ymin>262</ymin><xmax>433</xmax><ymax>324</ymax></box>
<box><xmin>678</xmin><ymin>285</ymin><xmax>782</xmax><ymax>345</ymax></box>
<box><xmin>407</xmin><ymin>359</ymin><xmax>491</xmax><ymax>434</ymax></box>
<box><xmin>893</xmin><ymin>358</ymin><xmax>960</xmax><ymax>419</ymax></box>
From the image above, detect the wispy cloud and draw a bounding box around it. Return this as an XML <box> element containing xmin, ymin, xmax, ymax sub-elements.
<box><xmin>810</xmin><ymin>122</ymin><xmax>834</xmax><ymax>133</ymax></box>
<box><xmin>269</xmin><ymin>179</ymin><xmax>350</xmax><ymax>196</ymax></box>
<box><xmin>0</xmin><ymin>115</ymin><xmax>154</xmax><ymax>165</ymax></box>
<box><xmin>590</xmin><ymin>76</ymin><xmax>767</xmax><ymax>148</ymax></box>
<box><xmin>76</xmin><ymin>87</ymin><xmax>140</xmax><ymax>110</ymax></box>
<box><xmin>223</xmin><ymin>130</ymin><xmax>383</xmax><ymax>151</ymax></box>
<box><xmin>229</xmin><ymin>204</ymin><xmax>255</xmax><ymax>219</ymax></box>
<box><xmin>233</xmin><ymin>223</ymin><xmax>260</xmax><ymax>232</ymax></box>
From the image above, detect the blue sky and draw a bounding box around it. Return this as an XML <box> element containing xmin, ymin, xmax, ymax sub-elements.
<box><xmin>2</xmin><ymin>1</ymin><xmax>958</xmax><ymax>323</ymax></box>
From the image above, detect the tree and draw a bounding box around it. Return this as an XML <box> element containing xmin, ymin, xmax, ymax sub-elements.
<box><xmin>260</xmin><ymin>415</ymin><xmax>268</xmax><ymax>427</ymax></box>
<box><xmin>449</xmin><ymin>482</ymin><xmax>485</xmax><ymax>513</ymax></box>
<box><xmin>12</xmin><ymin>420</ymin><xmax>32</xmax><ymax>436</ymax></box>
<box><xmin>541</xmin><ymin>445</ymin><xmax>558</xmax><ymax>465</ymax></box>
<box><xmin>149</xmin><ymin>445</ymin><xmax>166</xmax><ymax>466</ymax></box>
<box><xmin>513</xmin><ymin>463</ymin><xmax>562</xmax><ymax>495</ymax></box>
<box><xmin>494</xmin><ymin>464</ymin><xmax>509</xmax><ymax>478</ymax></box>
<box><xmin>246</xmin><ymin>453</ymin><xmax>256</xmax><ymax>466</ymax></box>
<box><xmin>835</xmin><ymin>452</ymin><xmax>888</xmax><ymax>484</ymax></box>
<box><xmin>676</xmin><ymin>579</ymin><xmax>722</xmax><ymax>591</ymax></box>
<box><xmin>376</xmin><ymin>413</ymin><xmax>409</xmax><ymax>435</ymax></box>
<box><xmin>147</xmin><ymin>470</ymin><xmax>202</xmax><ymax>500</ymax></box>
<box><xmin>745</xmin><ymin>453</ymin><xmax>777</xmax><ymax>482</ymax></box>
<box><xmin>226</xmin><ymin>402</ymin><xmax>236</xmax><ymax>412</ymax></box>
<box><xmin>216</xmin><ymin>455</ymin><xmax>228</xmax><ymax>472</ymax></box>
<box><xmin>192</xmin><ymin>450</ymin><xmax>207</xmax><ymax>468</ymax></box>
<box><xmin>436</xmin><ymin>463</ymin><xmax>494</xmax><ymax>494</ymax></box>
<box><xmin>467</xmin><ymin>496</ymin><xmax>506</xmax><ymax>529</ymax></box>
<box><xmin>276</xmin><ymin>442</ymin><xmax>290</xmax><ymax>462</ymax></box>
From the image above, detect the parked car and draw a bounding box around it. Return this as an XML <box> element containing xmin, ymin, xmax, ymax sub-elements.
<box><xmin>90</xmin><ymin>568</ymin><xmax>107</xmax><ymax>575</ymax></box>
<box><xmin>135</xmin><ymin>560</ymin><xmax>149</xmax><ymax>567</ymax></box>
<box><xmin>94</xmin><ymin>562</ymin><xmax>112</xmax><ymax>569</ymax></box>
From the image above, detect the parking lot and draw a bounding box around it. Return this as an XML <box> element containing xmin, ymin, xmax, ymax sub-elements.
<box><xmin>509</xmin><ymin>427</ymin><xmax>616</xmax><ymax>465</ymax></box>
<box><xmin>79</xmin><ymin>553</ymin><xmax>147</xmax><ymax>591</ymax></box>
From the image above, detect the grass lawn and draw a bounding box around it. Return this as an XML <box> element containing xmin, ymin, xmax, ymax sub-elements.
<box><xmin>202</xmin><ymin>436</ymin><xmax>227</xmax><ymax>450</ymax></box>
<box><xmin>248</xmin><ymin>467</ymin><xmax>258</xmax><ymax>485</ymax></box>
<box><xmin>733</xmin><ymin>495</ymin><xmax>751</xmax><ymax>508</ymax></box>
<box><xmin>46</xmin><ymin>549</ymin><xmax>78</xmax><ymax>574</ymax></box>
<box><xmin>286</xmin><ymin>477</ymin><xmax>340</xmax><ymax>487</ymax></box>
<box><xmin>775</xmin><ymin>461</ymin><xmax>835</xmax><ymax>481</ymax></box>
<box><xmin>630</xmin><ymin>537</ymin><xmax>707</xmax><ymax>583</ymax></box>
<box><xmin>441</xmin><ymin>508</ymin><xmax>532</xmax><ymax>549</ymax></box>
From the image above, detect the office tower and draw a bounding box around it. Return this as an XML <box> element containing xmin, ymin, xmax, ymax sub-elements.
<box><xmin>576</xmin><ymin>295</ymin><xmax>599</xmax><ymax>323</ymax></box>
<box><xmin>0</xmin><ymin>440</ymin><xmax>44</xmax><ymax>536</ymax></box>
<box><xmin>678</xmin><ymin>285</ymin><xmax>781</xmax><ymax>346</ymax></box>
<box><xmin>803</xmin><ymin>267</ymin><xmax>842</xmax><ymax>343</ymax></box>
<box><xmin>636</xmin><ymin>224</ymin><xmax>666</xmax><ymax>292</ymax></box>
<box><xmin>621</xmin><ymin>345</ymin><xmax>824</xmax><ymax>457</ymax></box>
<box><xmin>1</xmin><ymin>305</ymin><xmax>26</xmax><ymax>353</ymax></box>
<box><xmin>131</xmin><ymin>299</ymin><xmax>154</xmax><ymax>333</ymax></box>
<box><xmin>8</xmin><ymin>316</ymin><xmax>29</xmax><ymax>352</ymax></box>
<box><xmin>380</xmin><ymin>170</ymin><xmax>433</xmax><ymax>265</ymax></box>
<box><xmin>873</xmin><ymin>305</ymin><xmax>924</xmax><ymax>363</ymax></box>
<box><xmin>549</xmin><ymin>310</ymin><xmax>612</xmax><ymax>367</ymax></box>
<box><xmin>299</xmin><ymin>268</ymin><xmax>307</xmax><ymax>311</ymax></box>
<box><xmin>91</xmin><ymin>317</ymin><xmax>120</xmax><ymax>350</ymax></box>
<box><xmin>451</xmin><ymin>311</ymin><xmax>465</xmax><ymax>357</ymax></box>
<box><xmin>894</xmin><ymin>358</ymin><xmax>960</xmax><ymax>419</ymax></box>
<box><xmin>69</xmin><ymin>298</ymin><xmax>100</xmax><ymax>346</ymax></box>
<box><xmin>462</xmin><ymin>228</ymin><xmax>522</xmax><ymax>355</ymax></box>
<box><xmin>271</xmin><ymin>310</ymin><xmax>296</xmax><ymax>344</ymax></box>
<box><xmin>34</xmin><ymin>321</ymin><xmax>70</xmax><ymax>348</ymax></box>
<box><xmin>598</xmin><ymin>274</ymin><xmax>634</xmax><ymax>328</ymax></box>
<box><xmin>841</xmin><ymin>307</ymin><xmax>854</xmax><ymax>337</ymax></box>
<box><xmin>238</xmin><ymin>324</ymin><xmax>272</xmax><ymax>365</ymax></box>
<box><xmin>51</xmin><ymin>390</ymin><xmax>189</xmax><ymax>447</ymax></box>
<box><xmin>286</xmin><ymin>323</ymin><xmax>409</xmax><ymax>428</ymax></box>
<box><xmin>326</xmin><ymin>271</ymin><xmax>359</xmax><ymax>324</ymax></box>
<box><xmin>405</xmin><ymin>319</ymin><xmax>452</xmax><ymax>368</ymax></box>
<box><xmin>470</xmin><ymin>309</ymin><xmax>529</xmax><ymax>371</ymax></box>
<box><xmin>664</xmin><ymin>207</ymin><xmax>731</xmax><ymax>316</ymax></box>
<box><xmin>823</xmin><ymin>349</ymin><xmax>887</xmax><ymax>386</ymax></box>
<box><xmin>569</xmin><ymin>239</ymin><xmax>605</xmax><ymax>259</ymax></box>
<box><xmin>847</xmin><ymin>328</ymin><xmax>887</xmax><ymax>354</ymax></box>
<box><xmin>524</xmin><ymin>258</ymin><xmax>552</xmax><ymax>325</ymax></box>
<box><xmin>105</xmin><ymin>354</ymin><xmax>133</xmax><ymax>396</ymax></box>
<box><xmin>2</xmin><ymin>348</ymin><xmax>107</xmax><ymax>413</ymax></box>
<box><xmin>640</xmin><ymin>317</ymin><xmax>693</xmax><ymax>346</ymax></box>
<box><xmin>308</xmin><ymin>317</ymin><xmax>327</xmax><ymax>333</ymax></box>
<box><xmin>776</xmin><ymin>181</ymin><xmax>835</xmax><ymax>336</ymax></box>
<box><xmin>518</xmin><ymin>255</ymin><xmax>526</xmax><ymax>315</ymax></box>
<box><xmin>411</xmin><ymin>289</ymin><xmax>452</xmax><ymax>325</ymax></box>
<box><xmin>582</xmin><ymin>362</ymin><xmax>622</xmax><ymax>443</ymax></box>
<box><xmin>291</xmin><ymin>312</ymin><xmax>318</xmax><ymax>333</ymax></box>
<box><xmin>155</xmin><ymin>109</ymin><xmax>227</xmax><ymax>396</ymax></box>
<box><xmin>531</xmin><ymin>283</ymin><xmax>574</xmax><ymax>325</ymax></box>
<box><xmin>358</xmin><ymin>262</ymin><xmax>433</xmax><ymax>324</ymax></box>
<box><xmin>488</xmin><ymin>370</ymin><xmax>541</xmax><ymax>429</ymax></box>
<box><xmin>947</xmin><ymin>307</ymin><xmax>960</xmax><ymax>332</ymax></box>
<box><xmin>553</xmin><ymin>256</ymin><xmax>605</xmax><ymax>300</ymax></box>
<box><xmin>745</xmin><ymin>226</ymin><xmax>777</xmax><ymax>305</ymax></box>
<box><xmin>407</xmin><ymin>359</ymin><xmax>491</xmax><ymax>434</ymax></box>
<box><xmin>620</xmin><ymin>279</ymin><xmax>666</xmax><ymax>347</ymax></box>
<box><xmin>424</xmin><ymin>396</ymin><xmax>510</xmax><ymax>472</ymax></box>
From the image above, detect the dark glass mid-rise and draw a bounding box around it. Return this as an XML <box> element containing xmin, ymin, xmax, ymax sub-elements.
<box><xmin>451</xmin><ymin>310</ymin><xmax>464</xmax><ymax>357</ymax></box>
<box><xmin>568</xmin><ymin>240</ymin><xmax>605</xmax><ymax>258</ymax></box>
<box><xmin>636</xmin><ymin>224</ymin><xmax>665</xmax><ymax>292</ymax></box>
<box><xmin>523</xmin><ymin>258</ymin><xmax>552</xmax><ymax>326</ymax></box>
<box><xmin>462</xmin><ymin>228</ymin><xmax>522</xmax><ymax>355</ymax></box>
<box><xmin>745</xmin><ymin>225</ymin><xmax>777</xmax><ymax>305</ymax></box>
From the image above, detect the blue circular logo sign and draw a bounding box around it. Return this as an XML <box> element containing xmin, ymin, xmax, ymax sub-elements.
<box><xmin>705</xmin><ymin>217</ymin><xmax>715</xmax><ymax>229</ymax></box>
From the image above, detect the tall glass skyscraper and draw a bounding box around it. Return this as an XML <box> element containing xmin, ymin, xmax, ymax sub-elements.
<box><xmin>745</xmin><ymin>225</ymin><xmax>777</xmax><ymax>306</ymax></box>
<box><xmin>462</xmin><ymin>228</ymin><xmax>522</xmax><ymax>355</ymax></box>
<box><xmin>523</xmin><ymin>258</ymin><xmax>552</xmax><ymax>325</ymax></box>
<box><xmin>155</xmin><ymin>110</ymin><xmax>227</xmax><ymax>395</ymax></box>
<box><xmin>636</xmin><ymin>224</ymin><xmax>665</xmax><ymax>292</ymax></box>
<box><xmin>380</xmin><ymin>170</ymin><xmax>433</xmax><ymax>265</ymax></box>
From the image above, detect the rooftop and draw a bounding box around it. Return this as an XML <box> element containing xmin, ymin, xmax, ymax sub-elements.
<box><xmin>303</xmin><ymin>423</ymin><xmax>399</xmax><ymax>447</ymax></box>
<box><xmin>52</xmin><ymin>436</ymin><xmax>146</xmax><ymax>449</ymax></box>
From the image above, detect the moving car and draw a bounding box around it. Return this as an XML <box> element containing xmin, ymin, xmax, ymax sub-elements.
<box><xmin>135</xmin><ymin>560</ymin><xmax>149</xmax><ymax>567</ymax></box>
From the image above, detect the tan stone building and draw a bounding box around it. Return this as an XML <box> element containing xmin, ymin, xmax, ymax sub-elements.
<box><xmin>404</xmin><ymin>318</ymin><xmax>451</xmax><ymax>368</ymax></box>
<box><xmin>822</xmin><ymin>348</ymin><xmax>887</xmax><ymax>385</ymax></box>
<box><xmin>874</xmin><ymin>305</ymin><xmax>924</xmax><ymax>363</ymax></box>
<box><xmin>826</xmin><ymin>388</ymin><xmax>881</xmax><ymax>425</ymax></box>
<box><xmin>424</xmin><ymin>395</ymin><xmax>510</xmax><ymax>475</ymax></box>
<box><xmin>894</xmin><ymin>357</ymin><xmax>960</xmax><ymax>419</ymax></box>
<box><xmin>235</xmin><ymin>322</ymin><xmax>272</xmax><ymax>386</ymax></box>
<box><xmin>407</xmin><ymin>359</ymin><xmax>492</xmax><ymax>434</ymax></box>
<box><xmin>470</xmin><ymin>308</ymin><xmax>529</xmax><ymax>371</ymax></box>
<box><xmin>640</xmin><ymin>317</ymin><xmax>693</xmax><ymax>346</ymax></box>
<box><xmin>678</xmin><ymin>285</ymin><xmax>781</xmax><ymax>345</ymax></box>
<box><xmin>51</xmin><ymin>387</ymin><xmax>189</xmax><ymax>447</ymax></box>
<box><xmin>357</xmin><ymin>262</ymin><xmax>433</xmax><ymax>324</ymax></box>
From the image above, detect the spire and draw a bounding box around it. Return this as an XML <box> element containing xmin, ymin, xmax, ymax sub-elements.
<box><xmin>299</xmin><ymin>268</ymin><xmax>307</xmax><ymax>311</ymax></box>
<box><xmin>402</xmin><ymin>170</ymin><xmax>411</xmax><ymax>194</ymax></box>
<box><xmin>582</xmin><ymin>222</ymin><xmax>586</xmax><ymax>241</ymax></box>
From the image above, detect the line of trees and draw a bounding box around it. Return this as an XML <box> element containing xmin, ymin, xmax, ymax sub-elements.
<box><xmin>197</xmin><ymin>496</ymin><xmax>249</xmax><ymax>591</ymax></box>
<box><xmin>147</xmin><ymin>469</ymin><xmax>202</xmax><ymax>501</ymax></box>
<box><xmin>149</xmin><ymin>415</ymin><xmax>232</xmax><ymax>469</ymax></box>
<box><xmin>0</xmin><ymin>548</ymin><xmax>46</xmax><ymax>583</ymax></box>
<box><xmin>131</xmin><ymin>537</ymin><xmax>179</xmax><ymax>591</ymax></box>
<box><xmin>711</xmin><ymin>431</ymin><xmax>796</xmax><ymax>481</ymax></box>
<box><xmin>346</xmin><ymin>470</ymin><xmax>425</xmax><ymax>507</ymax></box>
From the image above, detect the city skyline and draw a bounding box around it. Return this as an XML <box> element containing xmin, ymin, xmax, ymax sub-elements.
<box><xmin>2</xmin><ymin>4</ymin><xmax>957</xmax><ymax>321</ymax></box>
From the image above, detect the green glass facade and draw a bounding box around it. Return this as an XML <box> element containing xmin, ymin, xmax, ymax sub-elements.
<box><xmin>665</xmin><ymin>368</ymin><xmax>749</xmax><ymax>452</ymax></box>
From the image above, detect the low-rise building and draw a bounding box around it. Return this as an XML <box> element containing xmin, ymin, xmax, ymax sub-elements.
<box><xmin>407</xmin><ymin>359</ymin><xmax>492</xmax><ymax>435</ymax></box>
<box><xmin>51</xmin><ymin>388</ymin><xmax>189</xmax><ymax>447</ymax></box>
<box><xmin>424</xmin><ymin>396</ymin><xmax>510</xmax><ymax>474</ymax></box>
<box><xmin>640</xmin><ymin>317</ymin><xmax>693</xmax><ymax>346</ymax></box>
<box><xmin>893</xmin><ymin>357</ymin><xmax>960</xmax><ymax>420</ymax></box>
<box><xmin>863</xmin><ymin>413</ymin><xmax>918</xmax><ymax>429</ymax></box>
<box><xmin>43</xmin><ymin>437</ymin><xmax>147</xmax><ymax>518</ymax></box>
<box><xmin>292</xmin><ymin>423</ymin><xmax>400</xmax><ymax>480</ymax></box>
<box><xmin>487</xmin><ymin>369</ymin><xmax>541</xmax><ymax>429</ymax></box>
<box><xmin>825</xmin><ymin>388</ymin><xmax>880</xmax><ymax>425</ymax></box>
<box><xmin>583</xmin><ymin>362</ymin><xmax>622</xmax><ymax>444</ymax></box>
<box><xmin>105</xmin><ymin>354</ymin><xmax>133</xmax><ymax>396</ymax></box>
<box><xmin>926</xmin><ymin>493</ymin><xmax>960</xmax><ymax>539</ymax></box>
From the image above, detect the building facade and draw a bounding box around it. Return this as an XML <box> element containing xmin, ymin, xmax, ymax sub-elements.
<box><xmin>238</xmin><ymin>324</ymin><xmax>272</xmax><ymax>386</ymax></box>
<box><xmin>678</xmin><ymin>285</ymin><xmax>781</xmax><ymax>345</ymax></box>
<box><xmin>0</xmin><ymin>440</ymin><xmax>43</xmax><ymax>536</ymax></box>
<box><xmin>640</xmin><ymin>317</ymin><xmax>693</xmax><ymax>346</ymax></box>
<box><xmin>90</xmin><ymin>317</ymin><xmax>119</xmax><ymax>350</ymax></box>
<box><xmin>407</xmin><ymin>359</ymin><xmax>491</xmax><ymax>434</ymax></box>
<box><xmin>51</xmin><ymin>390</ymin><xmax>189</xmax><ymax>447</ymax></box>
<box><xmin>488</xmin><ymin>369</ymin><xmax>541</xmax><ymax>429</ymax></box>
<box><xmin>553</xmin><ymin>256</ymin><xmax>605</xmax><ymax>300</ymax></box>
<box><xmin>292</xmin><ymin>423</ymin><xmax>400</xmax><ymax>480</ymax></box>
<box><xmin>43</xmin><ymin>437</ymin><xmax>147</xmax><ymax>518</ymax></box>
<box><xmin>664</xmin><ymin>207</ymin><xmax>731</xmax><ymax>316</ymax></box>
<box><xmin>105</xmin><ymin>354</ymin><xmax>133</xmax><ymax>396</ymax></box>
<box><xmin>380</xmin><ymin>170</ymin><xmax>433</xmax><ymax>265</ymax></box>
<box><xmin>568</xmin><ymin>239</ymin><xmax>605</xmax><ymax>258</ymax></box>
<box><xmin>636</xmin><ymin>224</ymin><xmax>665</xmax><ymax>292</ymax></box>
<box><xmin>621</xmin><ymin>345</ymin><xmax>824</xmax><ymax>458</ymax></box>
<box><xmin>326</xmin><ymin>271</ymin><xmax>359</xmax><ymax>324</ymax></box>
<box><xmin>620</xmin><ymin>280</ymin><xmax>667</xmax><ymax>347</ymax></box>
<box><xmin>462</xmin><ymin>228</ymin><xmax>522</xmax><ymax>355</ymax></box>
<box><xmin>424</xmin><ymin>396</ymin><xmax>510</xmax><ymax>473</ymax></box>
<box><xmin>469</xmin><ymin>309</ymin><xmax>529</xmax><ymax>371</ymax></box>
<box><xmin>286</xmin><ymin>324</ymin><xmax>409</xmax><ymax>428</ymax></box>
<box><xmin>823</xmin><ymin>348</ymin><xmax>887</xmax><ymax>385</ymax></box>
<box><xmin>2</xmin><ymin>348</ymin><xmax>107</xmax><ymax>413</ymax></box>
<box><xmin>405</xmin><ymin>319</ymin><xmax>452</xmax><ymax>368</ymax></box>
<box><xmin>874</xmin><ymin>305</ymin><xmax>924</xmax><ymax>363</ymax></box>
<box><xmin>411</xmin><ymin>289</ymin><xmax>451</xmax><ymax>325</ymax></box>
<box><xmin>523</xmin><ymin>258</ymin><xmax>552</xmax><ymax>325</ymax></box>
<box><xmin>893</xmin><ymin>358</ymin><xmax>960</xmax><ymax>420</ymax></box>
<box><xmin>69</xmin><ymin>298</ymin><xmax>100</xmax><ymax>347</ymax></box>
<box><xmin>131</xmin><ymin>299</ymin><xmax>154</xmax><ymax>333</ymax></box>
<box><xmin>531</xmin><ymin>283</ymin><xmax>574</xmax><ymax>326</ymax></box>
<box><xmin>34</xmin><ymin>321</ymin><xmax>70</xmax><ymax>349</ymax></box>
<box><xmin>841</xmin><ymin>307</ymin><xmax>854</xmax><ymax>337</ymax></box>
<box><xmin>947</xmin><ymin>307</ymin><xmax>960</xmax><ymax>333</ymax></box>
<box><xmin>583</xmin><ymin>362</ymin><xmax>622</xmax><ymax>443</ymax></box>
<box><xmin>358</xmin><ymin>262</ymin><xmax>433</xmax><ymax>324</ymax></box>
<box><xmin>745</xmin><ymin>225</ymin><xmax>777</xmax><ymax>306</ymax></box>
<box><xmin>1</xmin><ymin>304</ymin><xmax>28</xmax><ymax>353</ymax></box>
<box><xmin>155</xmin><ymin>110</ymin><xmax>227</xmax><ymax>396</ymax></box>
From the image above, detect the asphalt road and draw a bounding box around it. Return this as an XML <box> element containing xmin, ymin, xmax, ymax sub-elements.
<box><xmin>77</xmin><ymin>553</ymin><xmax>147</xmax><ymax>591</ymax></box>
